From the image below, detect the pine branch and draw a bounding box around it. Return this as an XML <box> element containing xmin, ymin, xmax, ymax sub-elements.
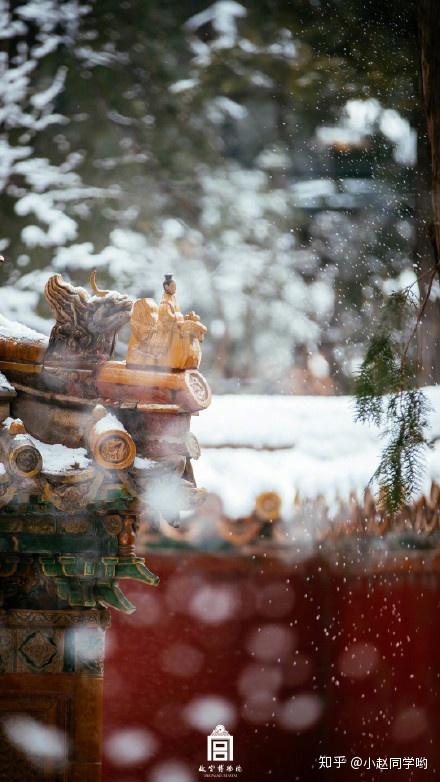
<box><xmin>354</xmin><ymin>286</ymin><xmax>430</xmax><ymax>514</ymax></box>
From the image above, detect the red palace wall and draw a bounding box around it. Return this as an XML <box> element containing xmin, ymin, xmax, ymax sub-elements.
<box><xmin>103</xmin><ymin>552</ymin><xmax>440</xmax><ymax>782</ymax></box>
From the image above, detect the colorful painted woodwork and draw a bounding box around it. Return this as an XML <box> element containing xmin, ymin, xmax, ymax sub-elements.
<box><xmin>0</xmin><ymin>272</ymin><xmax>209</xmax><ymax>613</ymax></box>
<box><xmin>0</xmin><ymin>272</ymin><xmax>210</xmax><ymax>781</ymax></box>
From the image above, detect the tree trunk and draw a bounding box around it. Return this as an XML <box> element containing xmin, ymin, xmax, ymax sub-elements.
<box><xmin>417</xmin><ymin>1</ymin><xmax>440</xmax><ymax>382</ymax></box>
<box><xmin>414</xmin><ymin>112</ymin><xmax>440</xmax><ymax>383</ymax></box>
<box><xmin>418</xmin><ymin>0</ymin><xmax>440</xmax><ymax>262</ymax></box>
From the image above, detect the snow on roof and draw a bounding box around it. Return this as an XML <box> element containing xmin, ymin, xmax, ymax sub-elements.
<box><xmin>94</xmin><ymin>412</ymin><xmax>126</xmax><ymax>435</ymax></box>
<box><xmin>0</xmin><ymin>314</ymin><xmax>48</xmax><ymax>344</ymax></box>
<box><xmin>0</xmin><ymin>371</ymin><xmax>15</xmax><ymax>395</ymax></box>
<box><xmin>29</xmin><ymin>437</ymin><xmax>90</xmax><ymax>474</ymax></box>
<box><xmin>192</xmin><ymin>388</ymin><xmax>440</xmax><ymax>519</ymax></box>
<box><xmin>133</xmin><ymin>456</ymin><xmax>156</xmax><ymax>471</ymax></box>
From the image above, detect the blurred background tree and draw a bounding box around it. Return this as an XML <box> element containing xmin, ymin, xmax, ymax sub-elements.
<box><xmin>0</xmin><ymin>0</ymin><xmax>422</xmax><ymax>393</ymax></box>
<box><xmin>352</xmin><ymin>1</ymin><xmax>440</xmax><ymax>513</ymax></box>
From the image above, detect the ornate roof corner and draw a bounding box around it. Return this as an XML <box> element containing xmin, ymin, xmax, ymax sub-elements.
<box><xmin>0</xmin><ymin>270</ymin><xmax>211</xmax><ymax>614</ymax></box>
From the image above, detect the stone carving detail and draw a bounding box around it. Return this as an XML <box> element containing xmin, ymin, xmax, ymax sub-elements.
<box><xmin>100</xmin><ymin>435</ymin><xmax>130</xmax><ymax>465</ymax></box>
<box><xmin>185</xmin><ymin>369</ymin><xmax>211</xmax><ymax>406</ymax></box>
<box><xmin>127</xmin><ymin>274</ymin><xmax>207</xmax><ymax>369</ymax></box>
<box><xmin>88</xmin><ymin>405</ymin><xmax>136</xmax><ymax>470</ymax></box>
<box><xmin>44</xmin><ymin>272</ymin><xmax>132</xmax><ymax>365</ymax></box>
<box><xmin>1</xmin><ymin>419</ymin><xmax>42</xmax><ymax>478</ymax></box>
<box><xmin>42</xmin><ymin>477</ymin><xmax>96</xmax><ymax>512</ymax></box>
<box><xmin>14</xmin><ymin>448</ymin><xmax>40</xmax><ymax>475</ymax></box>
<box><xmin>17</xmin><ymin>629</ymin><xmax>61</xmax><ymax>672</ymax></box>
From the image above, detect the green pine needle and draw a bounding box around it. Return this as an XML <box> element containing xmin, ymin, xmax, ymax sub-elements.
<box><xmin>354</xmin><ymin>290</ymin><xmax>429</xmax><ymax>514</ymax></box>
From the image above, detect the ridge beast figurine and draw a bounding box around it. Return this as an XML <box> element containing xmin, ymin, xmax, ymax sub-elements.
<box><xmin>127</xmin><ymin>273</ymin><xmax>207</xmax><ymax>369</ymax></box>
<box><xmin>44</xmin><ymin>272</ymin><xmax>133</xmax><ymax>365</ymax></box>
<box><xmin>0</xmin><ymin>271</ymin><xmax>210</xmax><ymax>614</ymax></box>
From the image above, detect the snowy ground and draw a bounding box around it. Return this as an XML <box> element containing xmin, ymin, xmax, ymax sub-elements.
<box><xmin>192</xmin><ymin>389</ymin><xmax>440</xmax><ymax>519</ymax></box>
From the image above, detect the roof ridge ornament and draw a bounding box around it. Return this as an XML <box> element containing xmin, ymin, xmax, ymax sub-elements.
<box><xmin>0</xmin><ymin>270</ymin><xmax>211</xmax><ymax>614</ymax></box>
<box><xmin>127</xmin><ymin>272</ymin><xmax>207</xmax><ymax>370</ymax></box>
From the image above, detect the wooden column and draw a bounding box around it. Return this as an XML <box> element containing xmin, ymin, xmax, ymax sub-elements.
<box><xmin>0</xmin><ymin>609</ymin><xmax>109</xmax><ymax>782</ymax></box>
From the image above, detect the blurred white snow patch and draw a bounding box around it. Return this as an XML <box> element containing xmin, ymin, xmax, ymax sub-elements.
<box><xmin>382</xmin><ymin>268</ymin><xmax>417</xmax><ymax>296</ymax></box>
<box><xmin>0</xmin><ymin>291</ymin><xmax>50</xmax><ymax>334</ymax></box>
<box><xmin>53</xmin><ymin>229</ymin><xmax>161</xmax><ymax>287</ymax></box>
<box><xmin>193</xmin><ymin>448</ymin><xmax>291</xmax><ymax>519</ymax></box>
<box><xmin>189</xmin><ymin>584</ymin><xmax>239</xmax><ymax>624</ymax></box>
<box><xmin>210</xmin><ymin>318</ymin><xmax>226</xmax><ymax>338</ymax></box>
<box><xmin>344</xmin><ymin>98</ymin><xmax>381</xmax><ymax>134</ymax></box>
<box><xmin>31</xmin><ymin>66</ymin><xmax>66</xmax><ymax>110</ymax></box>
<box><xmin>268</xmin><ymin>29</ymin><xmax>297</xmax><ymax>60</ymax></box>
<box><xmin>144</xmin><ymin>474</ymin><xmax>190</xmax><ymax>520</ymax></box>
<box><xmin>191</xmin><ymin>394</ymin><xmax>386</xmax><ymax>517</ymax></box>
<box><xmin>105</xmin><ymin>727</ymin><xmax>157</xmax><ymax>766</ymax></box>
<box><xmin>308</xmin><ymin>353</ymin><xmax>329</xmax><ymax>379</ymax></box>
<box><xmin>291</xmin><ymin>178</ymin><xmax>335</xmax><ymax>202</ymax></box>
<box><xmin>162</xmin><ymin>218</ymin><xmax>186</xmax><ymax>240</ymax></box>
<box><xmin>52</xmin><ymin>241</ymin><xmax>99</xmax><ymax>270</ymax></box>
<box><xmin>318</xmin><ymin>98</ymin><xmax>416</xmax><ymax>166</ymax></box>
<box><xmin>277</xmin><ymin>693</ymin><xmax>323</xmax><ymax>731</ymax></box>
<box><xmin>0</xmin><ymin>314</ymin><xmax>45</xmax><ymax>341</ymax></box>
<box><xmin>184</xmin><ymin>696</ymin><xmax>236</xmax><ymax>732</ymax></box>
<box><xmin>257</xmin><ymin>147</ymin><xmax>290</xmax><ymax>170</ymax></box>
<box><xmin>74</xmin><ymin>627</ymin><xmax>105</xmax><ymax>667</ymax></box>
<box><xmin>161</xmin><ymin>643</ymin><xmax>204</xmax><ymax>678</ymax></box>
<box><xmin>17</xmin><ymin>193</ymin><xmax>78</xmax><ymax>247</ymax></box>
<box><xmin>29</xmin><ymin>437</ymin><xmax>90</xmax><ymax>473</ymax></box>
<box><xmin>207</xmin><ymin>96</ymin><xmax>247</xmax><ymax>124</ymax></box>
<box><xmin>150</xmin><ymin>760</ymin><xmax>195</xmax><ymax>782</ymax></box>
<box><xmin>17</xmin><ymin>253</ymin><xmax>30</xmax><ymax>267</ymax></box>
<box><xmin>380</xmin><ymin>109</ymin><xmax>416</xmax><ymax>165</ymax></box>
<box><xmin>426</xmin><ymin>439</ymin><xmax>440</xmax><ymax>492</ymax></box>
<box><xmin>316</xmin><ymin>126</ymin><xmax>364</xmax><ymax>148</ymax></box>
<box><xmin>169</xmin><ymin>78</ymin><xmax>199</xmax><ymax>94</ymax></box>
<box><xmin>338</xmin><ymin>642</ymin><xmax>379</xmax><ymax>680</ymax></box>
<box><xmin>392</xmin><ymin>707</ymin><xmax>428</xmax><ymax>742</ymax></box>
<box><xmin>245</xmin><ymin>624</ymin><xmax>296</xmax><ymax>662</ymax></box>
<box><xmin>396</xmin><ymin>218</ymin><xmax>414</xmax><ymax>241</ymax></box>
<box><xmin>307</xmin><ymin>280</ymin><xmax>334</xmax><ymax>318</ymax></box>
<box><xmin>3</xmin><ymin>715</ymin><xmax>67</xmax><ymax>767</ymax></box>
<box><xmin>186</xmin><ymin>2</ymin><xmax>246</xmax><ymax>47</ymax></box>
<box><xmin>238</xmin><ymin>664</ymin><xmax>282</xmax><ymax>698</ymax></box>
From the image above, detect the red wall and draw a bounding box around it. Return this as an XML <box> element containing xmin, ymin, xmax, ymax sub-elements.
<box><xmin>103</xmin><ymin>552</ymin><xmax>440</xmax><ymax>782</ymax></box>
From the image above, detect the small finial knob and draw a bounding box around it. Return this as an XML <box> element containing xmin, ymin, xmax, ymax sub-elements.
<box><xmin>163</xmin><ymin>274</ymin><xmax>175</xmax><ymax>291</ymax></box>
